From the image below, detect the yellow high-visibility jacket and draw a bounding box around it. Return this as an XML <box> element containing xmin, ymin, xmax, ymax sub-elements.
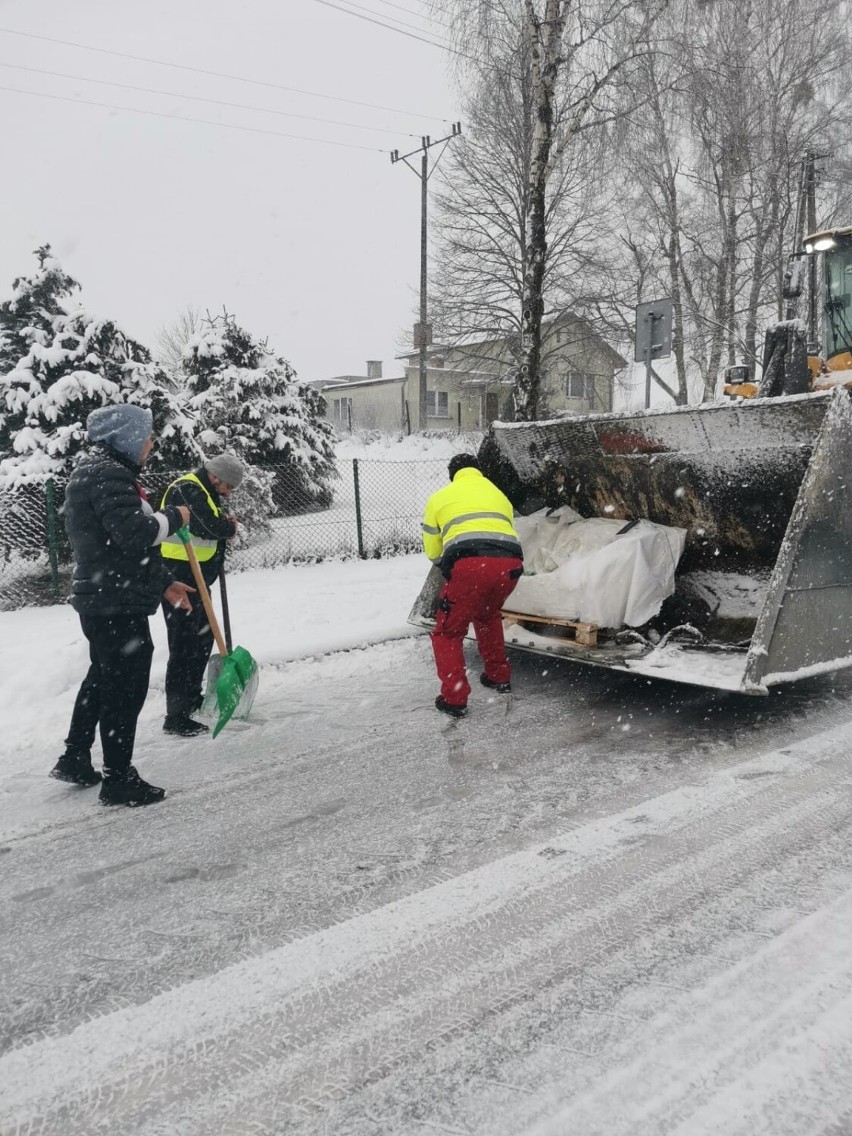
<box><xmin>421</xmin><ymin>467</ymin><xmax>521</xmax><ymax>567</ymax></box>
<box><xmin>160</xmin><ymin>473</ymin><xmax>221</xmax><ymax>562</ymax></box>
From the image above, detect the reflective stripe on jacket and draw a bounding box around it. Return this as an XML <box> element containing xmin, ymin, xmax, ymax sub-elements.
<box><xmin>421</xmin><ymin>467</ymin><xmax>521</xmax><ymax>564</ymax></box>
<box><xmin>160</xmin><ymin>473</ymin><xmax>220</xmax><ymax>561</ymax></box>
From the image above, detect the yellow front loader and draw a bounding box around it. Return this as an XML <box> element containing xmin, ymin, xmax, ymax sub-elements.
<box><xmin>725</xmin><ymin>225</ymin><xmax>852</xmax><ymax>399</ymax></box>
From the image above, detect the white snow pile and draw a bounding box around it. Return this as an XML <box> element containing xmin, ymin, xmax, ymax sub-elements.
<box><xmin>680</xmin><ymin>569</ymin><xmax>769</xmax><ymax>621</ymax></box>
<box><xmin>512</xmin><ymin>506</ymin><xmax>686</xmax><ymax>629</ymax></box>
<box><xmin>813</xmin><ymin>368</ymin><xmax>852</xmax><ymax>390</ymax></box>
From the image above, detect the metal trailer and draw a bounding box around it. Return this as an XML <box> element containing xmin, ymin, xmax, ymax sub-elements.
<box><xmin>409</xmin><ymin>388</ymin><xmax>852</xmax><ymax>694</ymax></box>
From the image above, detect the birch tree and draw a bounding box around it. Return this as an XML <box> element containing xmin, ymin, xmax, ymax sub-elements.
<box><xmin>430</xmin><ymin>0</ymin><xmax>670</xmax><ymax>420</ymax></box>
<box><xmin>622</xmin><ymin>0</ymin><xmax>851</xmax><ymax>402</ymax></box>
<box><xmin>430</xmin><ymin>26</ymin><xmax>614</xmax><ymax>395</ymax></box>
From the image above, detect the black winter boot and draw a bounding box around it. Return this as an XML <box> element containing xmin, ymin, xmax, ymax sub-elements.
<box><xmin>49</xmin><ymin>752</ymin><xmax>101</xmax><ymax>787</ymax></box>
<box><xmin>99</xmin><ymin>766</ymin><xmax>165</xmax><ymax>807</ymax></box>
<box><xmin>163</xmin><ymin>715</ymin><xmax>209</xmax><ymax>737</ymax></box>
<box><xmin>435</xmin><ymin>696</ymin><xmax>467</xmax><ymax>718</ymax></box>
<box><xmin>480</xmin><ymin>673</ymin><xmax>512</xmax><ymax>694</ymax></box>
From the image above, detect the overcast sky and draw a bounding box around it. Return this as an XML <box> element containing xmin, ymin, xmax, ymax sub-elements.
<box><xmin>0</xmin><ymin>0</ymin><xmax>458</xmax><ymax>381</ymax></box>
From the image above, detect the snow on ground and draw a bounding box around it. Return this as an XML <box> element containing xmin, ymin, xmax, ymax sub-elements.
<box><xmin>333</xmin><ymin>429</ymin><xmax>482</xmax><ymax>461</ymax></box>
<box><xmin>3</xmin><ymin>635</ymin><xmax>852</xmax><ymax>1134</ymax></box>
<box><xmin>4</xmin><ymin>430</ymin><xmax>852</xmax><ymax>1134</ymax></box>
<box><xmin>1</xmin><ymin>429</ymin><xmax>470</xmax><ymax>795</ymax></box>
<box><xmin>0</xmin><ymin>553</ymin><xmax>429</xmax><ymax>797</ymax></box>
<box><xmin>5</xmin><ymin>722</ymin><xmax>852</xmax><ymax>1133</ymax></box>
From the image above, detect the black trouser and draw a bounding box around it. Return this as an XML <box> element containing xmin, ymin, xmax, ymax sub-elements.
<box><xmin>162</xmin><ymin>588</ymin><xmax>214</xmax><ymax>719</ymax></box>
<box><xmin>65</xmin><ymin>614</ymin><xmax>154</xmax><ymax>777</ymax></box>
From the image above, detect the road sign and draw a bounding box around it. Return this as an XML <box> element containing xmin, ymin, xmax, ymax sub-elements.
<box><xmin>634</xmin><ymin>298</ymin><xmax>673</xmax><ymax>363</ymax></box>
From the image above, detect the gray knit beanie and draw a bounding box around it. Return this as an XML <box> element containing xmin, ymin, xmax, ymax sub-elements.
<box><xmin>204</xmin><ymin>452</ymin><xmax>245</xmax><ymax>488</ymax></box>
<box><xmin>87</xmin><ymin>404</ymin><xmax>154</xmax><ymax>464</ymax></box>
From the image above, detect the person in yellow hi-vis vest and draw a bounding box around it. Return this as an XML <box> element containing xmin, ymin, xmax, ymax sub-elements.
<box><xmin>159</xmin><ymin>453</ymin><xmax>244</xmax><ymax>736</ymax></box>
<box><xmin>422</xmin><ymin>454</ymin><xmax>523</xmax><ymax>718</ymax></box>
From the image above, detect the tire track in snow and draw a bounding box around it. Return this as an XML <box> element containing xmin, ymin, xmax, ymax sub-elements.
<box><xmin>2</xmin><ymin>719</ymin><xmax>852</xmax><ymax>1134</ymax></box>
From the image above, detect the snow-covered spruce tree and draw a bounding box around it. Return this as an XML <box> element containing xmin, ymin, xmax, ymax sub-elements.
<box><xmin>0</xmin><ymin>246</ymin><xmax>83</xmax><ymax>468</ymax></box>
<box><xmin>0</xmin><ymin>246</ymin><xmax>199</xmax><ymax>487</ymax></box>
<box><xmin>124</xmin><ymin>361</ymin><xmax>202</xmax><ymax>475</ymax></box>
<box><xmin>180</xmin><ymin>312</ymin><xmax>337</xmax><ymax>523</ymax></box>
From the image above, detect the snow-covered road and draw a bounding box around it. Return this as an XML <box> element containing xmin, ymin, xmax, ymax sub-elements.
<box><xmin>3</xmin><ymin>557</ymin><xmax>852</xmax><ymax>1134</ymax></box>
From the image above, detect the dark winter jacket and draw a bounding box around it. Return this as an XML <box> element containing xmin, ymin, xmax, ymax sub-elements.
<box><xmin>64</xmin><ymin>445</ymin><xmax>185</xmax><ymax>616</ymax></box>
<box><xmin>159</xmin><ymin>468</ymin><xmax>237</xmax><ymax>587</ymax></box>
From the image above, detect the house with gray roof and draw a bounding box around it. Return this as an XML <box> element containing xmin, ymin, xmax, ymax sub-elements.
<box><xmin>314</xmin><ymin>315</ymin><xmax>626</xmax><ymax>433</ymax></box>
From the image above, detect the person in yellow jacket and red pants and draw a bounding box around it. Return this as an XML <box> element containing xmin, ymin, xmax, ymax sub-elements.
<box><xmin>422</xmin><ymin>454</ymin><xmax>524</xmax><ymax>718</ymax></box>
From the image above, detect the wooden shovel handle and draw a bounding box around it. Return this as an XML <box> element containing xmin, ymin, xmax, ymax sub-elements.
<box><xmin>177</xmin><ymin>527</ymin><xmax>228</xmax><ymax>657</ymax></box>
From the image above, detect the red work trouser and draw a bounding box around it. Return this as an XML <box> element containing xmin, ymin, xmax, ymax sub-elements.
<box><xmin>431</xmin><ymin>556</ymin><xmax>523</xmax><ymax>707</ymax></box>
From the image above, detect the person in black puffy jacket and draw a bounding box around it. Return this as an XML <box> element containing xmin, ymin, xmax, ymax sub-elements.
<box><xmin>49</xmin><ymin>405</ymin><xmax>193</xmax><ymax>807</ymax></box>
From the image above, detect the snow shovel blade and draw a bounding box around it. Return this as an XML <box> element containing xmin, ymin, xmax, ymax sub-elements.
<box><xmin>200</xmin><ymin>654</ymin><xmax>258</xmax><ymax>722</ymax></box>
<box><xmin>407</xmin><ymin>563</ymin><xmax>444</xmax><ymax>628</ymax></box>
<box><xmin>200</xmin><ymin>646</ymin><xmax>259</xmax><ymax>738</ymax></box>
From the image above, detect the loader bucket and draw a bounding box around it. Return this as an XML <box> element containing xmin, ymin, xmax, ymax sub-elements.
<box><xmin>409</xmin><ymin>389</ymin><xmax>852</xmax><ymax>693</ymax></box>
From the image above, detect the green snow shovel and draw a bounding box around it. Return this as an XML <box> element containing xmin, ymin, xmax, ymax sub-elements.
<box><xmin>199</xmin><ymin>550</ymin><xmax>259</xmax><ymax>727</ymax></box>
<box><xmin>178</xmin><ymin>526</ymin><xmax>259</xmax><ymax>738</ymax></box>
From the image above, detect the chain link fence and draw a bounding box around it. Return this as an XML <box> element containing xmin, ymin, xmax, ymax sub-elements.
<box><xmin>0</xmin><ymin>457</ymin><xmax>452</xmax><ymax>611</ymax></box>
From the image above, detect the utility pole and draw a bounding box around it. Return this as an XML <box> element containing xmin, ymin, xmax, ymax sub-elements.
<box><xmin>391</xmin><ymin>123</ymin><xmax>462</xmax><ymax>431</ymax></box>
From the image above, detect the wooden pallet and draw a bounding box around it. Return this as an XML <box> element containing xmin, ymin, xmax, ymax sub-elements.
<box><xmin>501</xmin><ymin>610</ymin><xmax>599</xmax><ymax>647</ymax></box>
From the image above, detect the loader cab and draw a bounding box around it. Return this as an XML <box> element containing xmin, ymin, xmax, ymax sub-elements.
<box><xmin>805</xmin><ymin>225</ymin><xmax>852</xmax><ymax>373</ymax></box>
<box><xmin>726</xmin><ymin>225</ymin><xmax>852</xmax><ymax>399</ymax></box>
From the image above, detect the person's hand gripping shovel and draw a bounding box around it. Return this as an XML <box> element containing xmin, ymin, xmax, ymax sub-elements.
<box><xmin>177</xmin><ymin>526</ymin><xmax>259</xmax><ymax>737</ymax></box>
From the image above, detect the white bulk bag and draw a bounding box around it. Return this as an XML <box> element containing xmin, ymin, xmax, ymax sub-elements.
<box><xmin>511</xmin><ymin>508</ymin><xmax>686</xmax><ymax>629</ymax></box>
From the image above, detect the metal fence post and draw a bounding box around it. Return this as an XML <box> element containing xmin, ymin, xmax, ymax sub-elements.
<box><xmin>45</xmin><ymin>478</ymin><xmax>61</xmax><ymax>598</ymax></box>
<box><xmin>352</xmin><ymin>459</ymin><xmax>366</xmax><ymax>558</ymax></box>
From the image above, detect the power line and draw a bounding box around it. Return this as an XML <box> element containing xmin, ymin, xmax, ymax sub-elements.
<box><xmin>0</xmin><ymin>26</ymin><xmax>452</xmax><ymax>122</ymax></box>
<box><xmin>313</xmin><ymin>0</ymin><xmax>450</xmax><ymax>50</ymax></box>
<box><xmin>0</xmin><ymin>62</ymin><xmax>428</xmax><ymax>137</ymax></box>
<box><xmin>0</xmin><ymin>85</ymin><xmax>390</xmax><ymax>151</ymax></box>
<box><xmin>312</xmin><ymin>0</ymin><xmax>493</xmax><ymax>71</ymax></box>
<box><xmin>369</xmin><ymin>0</ymin><xmax>451</xmax><ymax>25</ymax></box>
<box><xmin>321</xmin><ymin>0</ymin><xmax>448</xmax><ymax>36</ymax></box>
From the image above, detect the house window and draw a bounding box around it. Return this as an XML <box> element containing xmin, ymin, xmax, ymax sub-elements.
<box><xmin>332</xmin><ymin>397</ymin><xmax>352</xmax><ymax>425</ymax></box>
<box><xmin>426</xmin><ymin>390</ymin><xmax>450</xmax><ymax>417</ymax></box>
<box><xmin>566</xmin><ymin>371</ymin><xmax>593</xmax><ymax>400</ymax></box>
